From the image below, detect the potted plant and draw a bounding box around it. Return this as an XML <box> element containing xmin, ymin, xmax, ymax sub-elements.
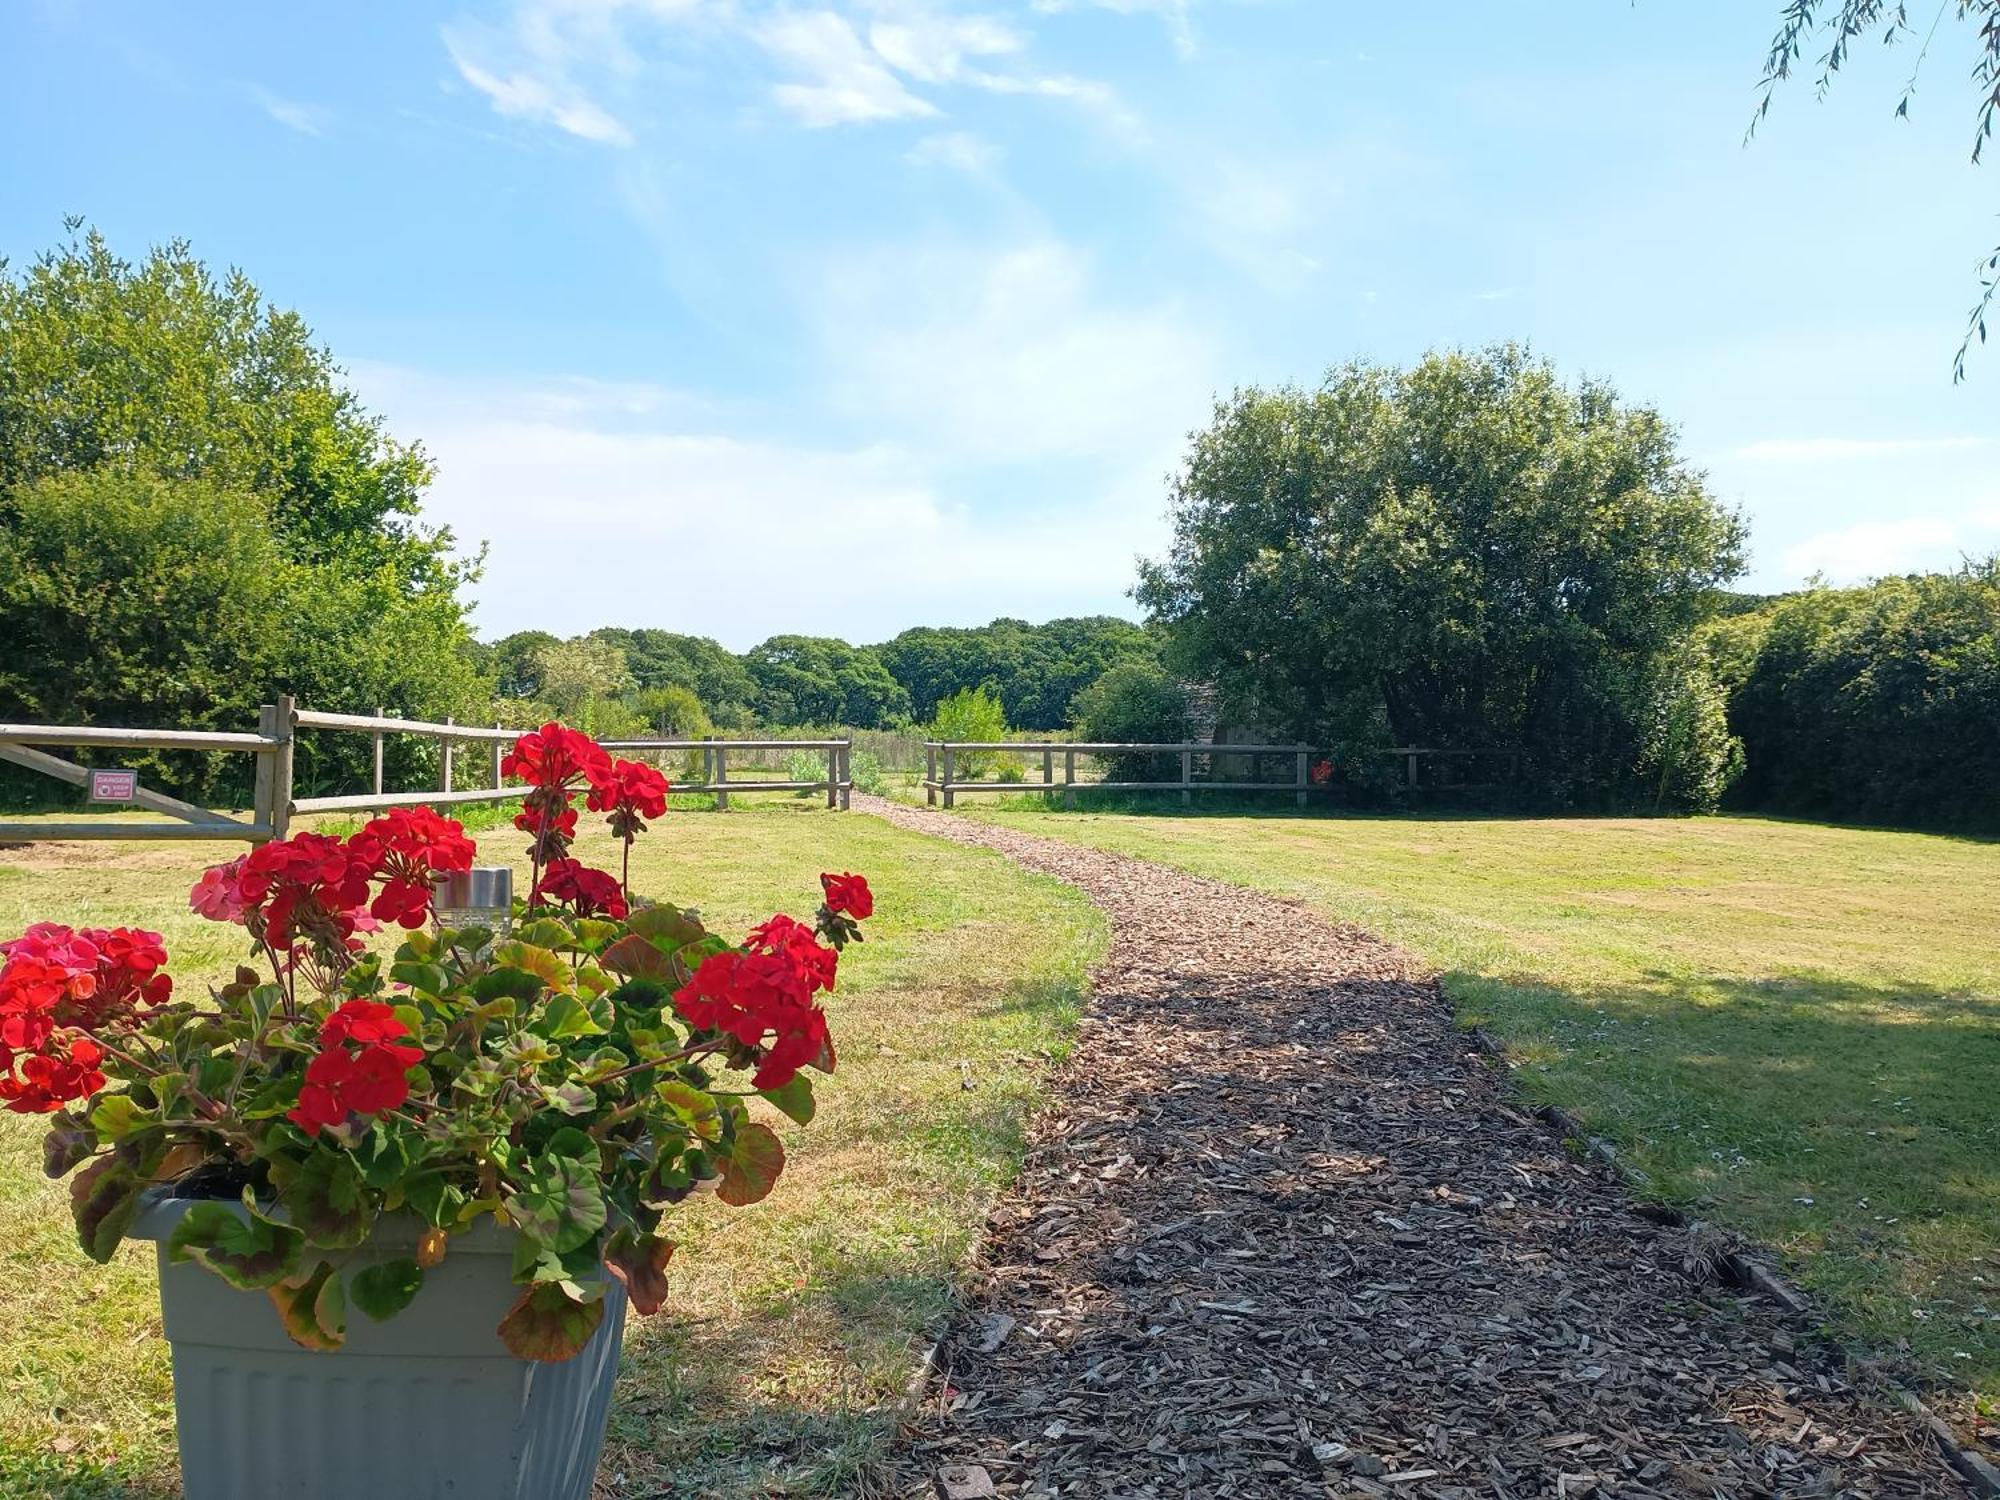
<box><xmin>3</xmin><ymin>722</ymin><xmax>874</xmax><ymax>1500</ymax></box>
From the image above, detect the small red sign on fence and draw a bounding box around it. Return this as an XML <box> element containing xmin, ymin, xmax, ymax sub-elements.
<box><xmin>87</xmin><ymin>769</ymin><xmax>139</xmax><ymax>803</ymax></box>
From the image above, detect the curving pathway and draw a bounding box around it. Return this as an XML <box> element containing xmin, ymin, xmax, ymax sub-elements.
<box><xmin>856</xmin><ymin>795</ymin><xmax>1970</xmax><ymax>1500</ymax></box>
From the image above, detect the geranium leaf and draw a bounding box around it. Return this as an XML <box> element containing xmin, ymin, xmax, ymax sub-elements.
<box><xmin>758</xmin><ymin>1074</ymin><xmax>816</xmax><ymax>1126</ymax></box>
<box><xmin>655</xmin><ymin>1080</ymin><xmax>721</xmax><ymax>1143</ymax></box>
<box><xmin>489</xmin><ymin>942</ymin><xmax>574</xmax><ymax>995</ymax></box>
<box><xmin>600</xmin><ymin>933</ymin><xmax>674</xmax><ymax>981</ymax></box>
<box><xmin>497</xmin><ymin>1282</ymin><xmax>605</xmax><ymax>1362</ymax></box>
<box><xmin>168</xmin><ymin>1201</ymin><xmax>304</xmax><ymax>1290</ymax></box>
<box><xmin>470</xmin><ymin>967</ymin><xmax>547</xmax><ymax>1003</ymax></box>
<box><xmin>70</xmin><ymin>1155</ymin><xmax>146</xmax><ymax>1263</ymax></box>
<box><xmin>87</xmin><ymin>1094</ymin><xmax>147</xmax><ymax>1142</ymax></box>
<box><xmin>716</xmin><ymin>1122</ymin><xmax>785</xmax><ymax>1208</ymax></box>
<box><xmin>505</xmin><ymin>1154</ymin><xmax>606</xmax><ymax>1253</ymax></box>
<box><xmin>627</xmin><ymin>904</ymin><xmax>706</xmax><ymax>949</ymax></box>
<box><xmin>603</xmin><ymin>1228</ymin><xmax>675</xmax><ymax>1316</ymax></box>
<box><xmin>43</xmin><ymin>1114</ymin><xmax>95</xmax><ymax>1179</ymax></box>
<box><xmin>512</xmin><ymin>919</ymin><xmax>575</xmax><ymax>950</ymax></box>
<box><xmin>403</xmin><ymin>1171</ymin><xmax>466</xmax><ymax>1228</ymax></box>
<box><xmin>353</xmin><ymin>1126</ymin><xmax>409</xmax><ymax>1190</ymax></box>
<box><xmin>349</xmin><ymin>1258</ymin><xmax>425</xmax><ymax>1321</ymax></box>
<box><xmin>532</xmin><ymin>994</ymin><xmax>604</xmax><ymax>1040</ymax></box>
<box><xmin>540</xmin><ymin>1080</ymin><xmax>596</xmax><ymax>1115</ymax></box>
<box><xmin>268</xmin><ymin>1260</ymin><xmax>345</xmax><ymax>1352</ymax></box>
<box><xmin>271</xmin><ymin>1147</ymin><xmax>375</xmax><ymax>1250</ymax></box>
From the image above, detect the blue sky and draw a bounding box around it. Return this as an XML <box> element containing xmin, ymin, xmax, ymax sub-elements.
<box><xmin>6</xmin><ymin>1</ymin><xmax>1997</xmax><ymax>647</ymax></box>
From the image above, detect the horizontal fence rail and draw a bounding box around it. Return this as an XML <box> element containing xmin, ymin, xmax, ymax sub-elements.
<box><xmin>920</xmin><ymin>741</ymin><xmax>1518</xmax><ymax>808</ymax></box>
<box><xmin>0</xmin><ymin>707</ymin><xmax>858</xmax><ymax>846</ymax></box>
<box><xmin>601</xmin><ymin>739</ymin><xmax>852</xmax><ymax>810</ymax></box>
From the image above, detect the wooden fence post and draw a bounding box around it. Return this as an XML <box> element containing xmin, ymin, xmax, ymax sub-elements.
<box><xmin>491</xmin><ymin>723</ymin><xmax>504</xmax><ymax>789</ymax></box>
<box><xmin>826</xmin><ymin>746</ymin><xmax>838</xmax><ymax>809</ymax></box>
<box><xmin>942</xmin><ymin>748</ymin><xmax>955</xmax><ymax>810</ymax></box>
<box><xmin>1042</xmin><ymin>747</ymin><xmax>1053</xmax><ymax>787</ymax></box>
<box><xmin>258</xmin><ymin>695</ymin><xmax>296</xmax><ymax>841</ymax></box>
<box><xmin>1295</xmin><ymin>748</ymin><xmax>1308</xmax><ymax>809</ymax></box>
<box><xmin>1181</xmin><ymin>747</ymin><xmax>1193</xmax><ymax>806</ymax></box>
<box><xmin>714</xmin><ymin>745</ymin><xmax>729</xmax><ymax>811</ymax></box>
<box><xmin>372</xmin><ymin>707</ymin><xmax>385</xmax><ymax>797</ymax></box>
<box><xmin>926</xmin><ymin>745</ymin><xmax>938</xmax><ymax>807</ymax></box>
<box><xmin>1064</xmin><ymin>748</ymin><xmax>1076</xmax><ymax>810</ymax></box>
<box><xmin>1406</xmin><ymin>751</ymin><xmax>1419</xmax><ymax>790</ymax></box>
<box><xmin>439</xmin><ymin>717</ymin><xmax>455</xmax><ymax>794</ymax></box>
<box><xmin>838</xmin><ymin>744</ymin><xmax>851</xmax><ymax>810</ymax></box>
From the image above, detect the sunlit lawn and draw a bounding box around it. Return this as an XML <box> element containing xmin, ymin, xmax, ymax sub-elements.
<box><xmin>0</xmin><ymin>801</ymin><xmax>1103</xmax><ymax>1498</ymax></box>
<box><xmin>966</xmin><ymin>802</ymin><xmax>2000</xmax><ymax>1413</ymax></box>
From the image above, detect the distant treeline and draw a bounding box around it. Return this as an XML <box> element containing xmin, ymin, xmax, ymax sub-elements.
<box><xmin>474</xmin><ymin>617</ymin><xmax>1161</xmax><ymax>739</ymax></box>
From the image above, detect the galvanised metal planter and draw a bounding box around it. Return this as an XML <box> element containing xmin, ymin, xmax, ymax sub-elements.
<box><xmin>132</xmin><ymin>1193</ymin><xmax>626</xmax><ymax>1500</ymax></box>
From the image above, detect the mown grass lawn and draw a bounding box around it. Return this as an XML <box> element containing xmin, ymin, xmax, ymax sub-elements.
<box><xmin>0</xmin><ymin>802</ymin><xmax>1103</xmax><ymax>1499</ymax></box>
<box><xmin>965</xmin><ymin>803</ymin><xmax>2000</xmax><ymax>1414</ymax></box>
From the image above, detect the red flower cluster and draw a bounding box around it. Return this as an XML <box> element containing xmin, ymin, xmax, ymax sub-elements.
<box><xmin>288</xmin><ymin>999</ymin><xmax>425</xmax><ymax>1137</ymax></box>
<box><xmin>352</xmin><ymin>807</ymin><xmax>477</xmax><ymax>929</ymax></box>
<box><xmin>235</xmin><ymin>832</ymin><xmax>376</xmax><ymax>951</ymax></box>
<box><xmin>819</xmin><ymin>872</ymin><xmax>873</xmax><ymax>920</ymax></box>
<box><xmin>673</xmin><ymin>913</ymin><xmax>841</xmax><ymax>1090</ymax></box>
<box><xmin>585</xmin><ymin>758</ymin><xmax>670</xmax><ymax>841</ymax></box>
<box><xmin>501</xmin><ymin>723</ymin><xmax>611</xmax><ymax>791</ymax></box>
<box><xmin>0</xmin><ymin>924</ymin><xmax>170</xmax><ymax>1113</ymax></box>
<box><xmin>536</xmin><ymin>858</ymin><xmax>629</xmax><ymax>921</ymax></box>
<box><xmin>505</xmin><ymin>723</ymin><xmax>612</xmax><ymax>866</ymax></box>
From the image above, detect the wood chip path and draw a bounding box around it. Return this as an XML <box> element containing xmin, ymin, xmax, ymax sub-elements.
<box><xmin>855</xmin><ymin>795</ymin><xmax>1970</xmax><ymax>1500</ymax></box>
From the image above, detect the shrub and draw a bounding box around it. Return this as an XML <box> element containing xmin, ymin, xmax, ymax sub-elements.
<box><xmin>1635</xmin><ymin>650</ymin><xmax>1744</xmax><ymax>813</ymax></box>
<box><xmin>929</xmin><ymin>686</ymin><xmax>1009</xmax><ymax>779</ymax></box>
<box><xmin>1070</xmin><ymin>662</ymin><xmax>1191</xmax><ymax>782</ymax></box>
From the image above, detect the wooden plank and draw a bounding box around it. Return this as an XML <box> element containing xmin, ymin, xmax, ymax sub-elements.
<box><xmin>291</xmin><ymin>786</ymin><xmax>525</xmax><ymax>815</ymax></box>
<box><xmin>600</xmin><ymin>738</ymin><xmax>848</xmax><ymax>752</ymax></box>
<box><xmin>439</xmin><ymin>716</ymin><xmax>455</xmax><ymax>794</ymax></box>
<box><xmin>923</xmin><ymin>780</ymin><xmax>1325</xmax><ymax>794</ymax></box>
<box><xmin>372</xmin><ymin>707</ymin><xmax>386</xmax><ymax>796</ymax></box>
<box><xmin>1296</xmin><ymin>749</ymin><xmax>1308</xmax><ymax>809</ymax></box>
<box><xmin>0</xmin><ymin>821</ymin><xmax>271</xmax><ymax>843</ymax></box>
<box><xmin>714</xmin><ymin>745</ymin><xmax>728</xmax><ymax>811</ymax></box>
<box><xmin>1181</xmin><ymin>748</ymin><xmax>1193</xmax><ymax>806</ymax></box>
<box><xmin>294</xmin><ymin>709</ymin><xmax>520</xmax><ymax>741</ymax></box>
<box><xmin>490</xmin><ymin>723</ymin><xmax>504</xmax><ymax>788</ymax></box>
<box><xmin>0</xmin><ymin>723</ymin><xmax>271</xmax><ymax>752</ymax></box>
<box><xmin>0</xmin><ymin>742</ymin><xmax>255</xmax><ymax>828</ymax></box>
<box><xmin>942</xmin><ymin>748</ymin><xmax>955</xmax><ymax>810</ymax></box>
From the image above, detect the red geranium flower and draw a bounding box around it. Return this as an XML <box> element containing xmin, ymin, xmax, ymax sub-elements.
<box><xmin>190</xmin><ymin>858</ymin><xmax>251</xmax><ymax>924</ymax></box>
<box><xmin>673</xmin><ymin>913</ymin><xmax>841</xmax><ymax>1090</ymax></box>
<box><xmin>535</xmin><ymin>858</ymin><xmax>629</xmax><ymax>921</ymax></box>
<box><xmin>501</xmin><ymin>723</ymin><xmax>611</xmax><ymax>791</ymax></box>
<box><xmin>352</xmin><ymin>807</ymin><xmax>476</xmax><ymax>929</ymax></box>
<box><xmin>288</xmin><ymin>1000</ymin><xmax>425</xmax><ymax>1137</ymax></box>
<box><xmin>586</xmin><ymin>758</ymin><xmax>670</xmax><ymax>839</ymax></box>
<box><xmin>819</xmin><ymin>872</ymin><xmax>873</xmax><ymax>920</ymax></box>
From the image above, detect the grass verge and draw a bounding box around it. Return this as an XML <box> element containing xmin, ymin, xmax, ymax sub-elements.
<box><xmin>0</xmin><ymin>802</ymin><xmax>1103</xmax><ymax>1497</ymax></box>
<box><xmin>961</xmin><ymin>804</ymin><xmax>2000</xmax><ymax>1415</ymax></box>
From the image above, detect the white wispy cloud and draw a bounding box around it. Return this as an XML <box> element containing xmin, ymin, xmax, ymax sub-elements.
<box><xmin>1778</xmin><ymin>517</ymin><xmax>1989</xmax><ymax>580</ymax></box>
<box><xmin>350</xmin><ymin>364</ymin><xmax>1165</xmax><ymax>642</ymax></box>
<box><xmin>251</xmin><ymin>87</ymin><xmax>332</xmax><ymax>137</ymax></box>
<box><xmin>444</xmin><ymin>34</ymin><xmax>635</xmax><ymax>144</ymax></box>
<box><xmin>808</xmin><ymin>236</ymin><xmax>1216</xmax><ymax>463</ymax></box>
<box><xmin>755</xmin><ymin>9</ymin><xmax>938</xmax><ymax>127</ymax></box>
<box><xmin>1736</xmin><ymin>435</ymin><xmax>1990</xmax><ymax>463</ymax></box>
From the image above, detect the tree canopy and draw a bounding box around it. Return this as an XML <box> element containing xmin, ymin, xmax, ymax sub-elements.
<box><xmin>876</xmin><ymin>616</ymin><xmax>1158</xmax><ymax>729</ymax></box>
<box><xmin>743</xmin><ymin>636</ymin><xmax>910</xmax><ymax>728</ymax></box>
<box><xmin>1138</xmin><ymin>346</ymin><xmax>1746</xmax><ymax>808</ymax></box>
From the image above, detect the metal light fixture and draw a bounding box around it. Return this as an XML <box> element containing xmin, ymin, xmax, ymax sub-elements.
<box><xmin>433</xmin><ymin>866</ymin><xmax>514</xmax><ymax>944</ymax></box>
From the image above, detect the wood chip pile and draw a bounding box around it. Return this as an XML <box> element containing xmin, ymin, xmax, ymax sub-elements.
<box><xmin>857</xmin><ymin>796</ymin><xmax>1969</xmax><ymax>1500</ymax></box>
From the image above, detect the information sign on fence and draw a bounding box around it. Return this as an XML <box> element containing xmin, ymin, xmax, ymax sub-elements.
<box><xmin>87</xmin><ymin>769</ymin><xmax>139</xmax><ymax>803</ymax></box>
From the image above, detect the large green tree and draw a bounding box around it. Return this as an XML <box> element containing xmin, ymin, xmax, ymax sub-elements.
<box><xmin>0</xmin><ymin>226</ymin><xmax>487</xmax><ymax>799</ymax></box>
<box><xmin>1138</xmin><ymin>346</ymin><xmax>1746</xmax><ymax>808</ymax></box>
<box><xmin>0</xmin><ymin>225</ymin><xmax>466</xmax><ymax>585</ymax></box>
<box><xmin>586</xmin><ymin>628</ymin><xmax>758</xmax><ymax>725</ymax></box>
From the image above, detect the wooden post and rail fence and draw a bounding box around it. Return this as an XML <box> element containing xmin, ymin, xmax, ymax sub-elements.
<box><xmin>0</xmin><ymin>700</ymin><xmax>853</xmax><ymax>845</ymax></box>
<box><xmin>921</xmin><ymin>741</ymin><xmax>1519</xmax><ymax>809</ymax></box>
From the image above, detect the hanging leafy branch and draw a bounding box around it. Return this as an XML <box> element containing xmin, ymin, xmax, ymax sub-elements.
<box><xmin>1751</xmin><ymin>1</ymin><xmax>2000</xmax><ymax>377</ymax></box>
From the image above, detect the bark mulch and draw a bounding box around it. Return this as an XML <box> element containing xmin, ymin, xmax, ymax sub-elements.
<box><xmin>854</xmin><ymin>795</ymin><xmax>1972</xmax><ymax>1500</ymax></box>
